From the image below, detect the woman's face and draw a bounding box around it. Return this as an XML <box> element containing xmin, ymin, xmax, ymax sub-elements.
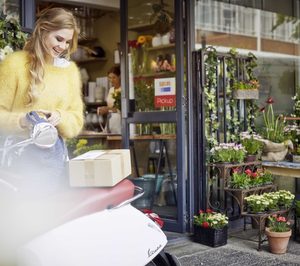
<box><xmin>44</xmin><ymin>28</ymin><xmax>74</xmax><ymax>59</ymax></box>
<box><xmin>108</xmin><ymin>72</ymin><xmax>120</xmax><ymax>88</ymax></box>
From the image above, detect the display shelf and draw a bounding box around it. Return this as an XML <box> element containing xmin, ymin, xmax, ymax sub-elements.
<box><xmin>241</xmin><ymin>208</ymin><xmax>291</xmax><ymax>251</ymax></box>
<box><xmin>74</xmin><ymin>57</ymin><xmax>107</xmax><ymax>64</ymax></box>
<box><xmin>133</xmin><ymin>71</ymin><xmax>175</xmax><ymax>79</ymax></box>
<box><xmin>224</xmin><ymin>184</ymin><xmax>276</xmax><ymax>215</ymax></box>
<box><xmin>128</xmin><ymin>23</ymin><xmax>154</xmax><ymax>32</ymax></box>
<box><xmin>147</xmin><ymin>43</ymin><xmax>175</xmax><ymax>51</ymax></box>
<box><xmin>78</xmin><ymin>37</ymin><xmax>98</xmax><ymax>45</ymax></box>
<box><xmin>85</xmin><ymin>101</ymin><xmax>106</xmax><ymax>107</ymax></box>
<box><xmin>207</xmin><ymin>161</ymin><xmax>262</xmax><ymax>213</ymax></box>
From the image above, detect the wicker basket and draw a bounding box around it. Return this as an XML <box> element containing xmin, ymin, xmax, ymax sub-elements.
<box><xmin>194</xmin><ymin>226</ymin><xmax>228</xmax><ymax>247</ymax></box>
<box><xmin>233</xmin><ymin>89</ymin><xmax>259</xmax><ymax>100</ymax></box>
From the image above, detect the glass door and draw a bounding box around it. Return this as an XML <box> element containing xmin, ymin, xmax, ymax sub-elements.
<box><xmin>120</xmin><ymin>0</ymin><xmax>186</xmax><ymax>232</ymax></box>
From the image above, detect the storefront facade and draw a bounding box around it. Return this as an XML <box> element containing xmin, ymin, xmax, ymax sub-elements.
<box><xmin>10</xmin><ymin>0</ymin><xmax>300</xmax><ymax>233</ymax></box>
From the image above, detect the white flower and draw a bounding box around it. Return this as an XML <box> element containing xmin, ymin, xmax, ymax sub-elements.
<box><xmin>0</xmin><ymin>45</ymin><xmax>13</xmax><ymax>61</ymax></box>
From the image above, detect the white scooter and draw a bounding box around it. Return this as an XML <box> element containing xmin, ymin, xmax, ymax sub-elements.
<box><xmin>0</xmin><ymin>112</ymin><xmax>179</xmax><ymax>266</ymax></box>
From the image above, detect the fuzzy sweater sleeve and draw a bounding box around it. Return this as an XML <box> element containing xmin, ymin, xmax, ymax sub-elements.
<box><xmin>56</xmin><ymin>62</ymin><xmax>84</xmax><ymax>139</ymax></box>
<box><xmin>0</xmin><ymin>52</ymin><xmax>27</xmax><ymax>134</ymax></box>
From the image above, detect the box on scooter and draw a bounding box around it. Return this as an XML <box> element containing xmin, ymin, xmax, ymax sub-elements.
<box><xmin>69</xmin><ymin>149</ymin><xmax>131</xmax><ymax>187</ymax></box>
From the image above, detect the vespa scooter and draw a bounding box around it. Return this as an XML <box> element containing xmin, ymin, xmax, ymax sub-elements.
<box><xmin>0</xmin><ymin>111</ymin><xmax>179</xmax><ymax>266</ymax></box>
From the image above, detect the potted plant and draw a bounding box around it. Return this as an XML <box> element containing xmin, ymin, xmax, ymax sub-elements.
<box><xmin>232</xmin><ymin>79</ymin><xmax>260</xmax><ymax>100</ymax></box>
<box><xmin>229</xmin><ymin>170</ymin><xmax>251</xmax><ymax>189</ymax></box>
<box><xmin>265</xmin><ymin>214</ymin><xmax>292</xmax><ymax>254</ymax></box>
<box><xmin>193</xmin><ymin>209</ymin><xmax>228</xmax><ymax>247</ymax></box>
<box><xmin>244</xmin><ymin>194</ymin><xmax>269</xmax><ymax>213</ymax></box>
<box><xmin>210</xmin><ymin>143</ymin><xmax>246</xmax><ymax>163</ymax></box>
<box><xmin>66</xmin><ymin>138</ymin><xmax>107</xmax><ymax>158</ymax></box>
<box><xmin>259</xmin><ymin>97</ymin><xmax>294</xmax><ymax>161</ymax></box>
<box><xmin>232</xmin><ymin>51</ymin><xmax>259</xmax><ymax>100</ymax></box>
<box><xmin>284</xmin><ymin>124</ymin><xmax>300</xmax><ymax>162</ymax></box>
<box><xmin>241</xmin><ymin>133</ymin><xmax>263</xmax><ymax>162</ymax></box>
<box><xmin>275</xmin><ymin>190</ymin><xmax>295</xmax><ymax>209</ymax></box>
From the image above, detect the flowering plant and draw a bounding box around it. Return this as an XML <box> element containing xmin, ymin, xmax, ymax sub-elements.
<box><xmin>210</xmin><ymin>143</ymin><xmax>246</xmax><ymax>163</ymax></box>
<box><xmin>112</xmin><ymin>90</ymin><xmax>121</xmax><ymax>111</ymax></box>
<box><xmin>284</xmin><ymin>124</ymin><xmax>300</xmax><ymax>155</ymax></box>
<box><xmin>241</xmin><ymin>132</ymin><xmax>263</xmax><ymax>155</ymax></box>
<box><xmin>291</xmin><ymin>92</ymin><xmax>300</xmax><ymax>118</ymax></box>
<box><xmin>0</xmin><ymin>14</ymin><xmax>27</xmax><ymax>61</ymax></box>
<box><xmin>268</xmin><ymin>214</ymin><xmax>291</xmax><ymax>232</ymax></box>
<box><xmin>233</xmin><ymin>79</ymin><xmax>259</xmax><ymax>90</ymax></box>
<box><xmin>194</xmin><ymin>209</ymin><xmax>228</xmax><ymax>229</ymax></box>
<box><xmin>229</xmin><ymin>168</ymin><xmax>273</xmax><ymax>189</ymax></box>
<box><xmin>245</xmin><ymin>194</ymin><xmax>270</xmax><ymax>213</ymax></box>
<box><xmin>260</xmin><ymin>97</ymin><xmax>286</xmax><ymax>143</ymax></box>
<box><xmin>275</xmin><ymin>190</ymin><xmax>295</xmax><ymax>209</ymax></box>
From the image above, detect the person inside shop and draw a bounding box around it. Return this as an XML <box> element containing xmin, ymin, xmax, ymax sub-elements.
<box><xmin>97</xmin><ymin>65</ymin><xmax>121</xmax><ymax>133</ymax></box>
<box><xmin>0</xmin><ymin>7</ymin><xmax>84</xmax><ymax>190</ymax></box>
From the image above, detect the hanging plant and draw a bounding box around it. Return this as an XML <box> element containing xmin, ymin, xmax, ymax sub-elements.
<box><xmin>204</xmin><ymin>46</ymin><xmax>219</xmax><ymax>149</ymax></box>
<box><xmin>225</xmin><ymin>48</ymin><xmax>239</xmax><ymax>142</ymax></box>
<box><xmin>150</xmin><ymin>0</ymin><xmax>173</xmax><ymax>34</ymax></box>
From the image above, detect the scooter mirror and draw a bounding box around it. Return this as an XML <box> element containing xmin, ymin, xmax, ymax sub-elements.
<box><xmin>31</xmin><ymin>122</ymin><xmax>58</xmax><ymax>148</ymax></box>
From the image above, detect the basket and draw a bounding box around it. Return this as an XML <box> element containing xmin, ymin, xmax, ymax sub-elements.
<box><xmin>233</xmin><ymin>89</ymin><xmax>259</xmax><ymax>100</ymax></box>
<box><xmin>193</xmin><ymin>226</ymin><xmax>228</xmax><ymax>247</ymax></box>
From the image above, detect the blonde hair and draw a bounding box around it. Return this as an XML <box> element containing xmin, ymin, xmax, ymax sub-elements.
<box><xmin>24</xmin><ymin>7</ymin><xmax>79</xmax><ymax>104</ymax></box>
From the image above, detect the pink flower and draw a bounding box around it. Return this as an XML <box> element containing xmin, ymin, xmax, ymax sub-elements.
<box><xmin>206</xmin><ymin>209</ymin><xmax>213</xmax><ymax>213</ymax></box>
<box><xmin>245</xmin><ymin>169</ymin><xmax>252</xmax><ymax>176</ymax></box>
<box><xmin>266</xmin><ymin>97</ymin><xmax>274</xmax><ymax>104</ymax></box>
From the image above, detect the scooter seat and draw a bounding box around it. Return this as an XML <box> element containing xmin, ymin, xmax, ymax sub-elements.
<box><xmin>54</xmin><ymin>178</ymin><xmax>135</xmax><ymax>225</ymax></box>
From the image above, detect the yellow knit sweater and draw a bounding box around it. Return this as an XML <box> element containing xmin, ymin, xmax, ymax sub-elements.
<box><xmin>0</xmin><ymin>51</ymin><xmax>84</xmax><ymax>139</ymax></box>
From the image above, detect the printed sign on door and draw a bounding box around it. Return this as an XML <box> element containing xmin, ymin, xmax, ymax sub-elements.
<box><xmin>154</xmin><ymin>77</ymin><xmax>176</xmax><ymax>107</ymax></box>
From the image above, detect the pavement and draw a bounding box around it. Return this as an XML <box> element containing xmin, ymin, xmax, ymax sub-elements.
<box><xmin>165</xmin><ymin>228</ymin><xmax>300</xmax><ymax>266</ymax></box>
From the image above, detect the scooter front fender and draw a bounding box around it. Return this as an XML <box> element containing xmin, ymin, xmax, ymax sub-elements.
<box><xmin>17</xmin><ymin>204</ymin><xmax>167</xmax><ymax>266</ymax></box>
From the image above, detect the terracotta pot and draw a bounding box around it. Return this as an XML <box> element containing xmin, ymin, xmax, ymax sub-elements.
<box><xmin>265</xmin><ymin>227</ymin><xmax>291</xmax><ymax>254</ymax></box>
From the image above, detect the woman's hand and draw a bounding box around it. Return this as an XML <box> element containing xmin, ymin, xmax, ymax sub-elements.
<box><xmin>97</xmin><ymin>106</ymin><xmax>109</xmax><ymax>116</ymax></box>
<box><xmin>38</xmin><ymin>110</ymin><xmax>61</xmax><ymax>126</ymax></box>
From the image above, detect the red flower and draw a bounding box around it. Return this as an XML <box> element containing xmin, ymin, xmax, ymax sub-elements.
<box><xmin>245</xmin><ymin>169</ymin><xmax>252</xmax><ymax>176</ymax></box>
<box><xmin>260</xmin><ymin>106</ymin><xmax>265</xmax><ymax>112</ymax></box>
<box><xmin>199</xmin><ymin>209</ymin><xmax>204</xmax><ymax>214</ymax></box>
<box><xmin>277</xmin><ymin>216</ymin><xmax>286</xmax><ymax>222</ymax></box>
<box><xmin>202</xmin><ymin>221</ymin><xmax>210</xmax><ymax>228</ymax></box>
<box><xmin>251</xmin><ymin>172</ymin><xmax>258</xmax><ymax>178</ymax></box>
<box><xmin>266</xmin><ymin>97</ymin><xmax>274</xmax><ymax>104</ymax></box>
<box><xmin>206</xmin><ymin>209</ymin><xmax>213</xmax><ymax>213</ymax></box>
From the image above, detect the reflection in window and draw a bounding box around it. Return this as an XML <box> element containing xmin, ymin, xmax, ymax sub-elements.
<box><xmin>0</xmin><ymin>0</ymin><xmax>19</xmax><ymax>20</ymax></box>
<box><xmin>195</xmin><ymin>0</ymin><xmax>300</xmax><ymax>117</ymax></box>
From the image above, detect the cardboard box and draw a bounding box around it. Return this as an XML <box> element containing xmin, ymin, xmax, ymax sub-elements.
<box><xmin>69</xmin><ymin>149</ymin><xmax>131</xmax><ymax>187</ymax></box>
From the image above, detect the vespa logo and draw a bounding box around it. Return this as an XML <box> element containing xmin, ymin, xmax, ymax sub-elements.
<box><xmin>148</xmin><ymin>244</ymin><xmax>162</xmax><ymax>258</ymax></box>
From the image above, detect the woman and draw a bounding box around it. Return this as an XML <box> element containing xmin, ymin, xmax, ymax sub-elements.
<box><xmin>97</xmin><ymin>65</ymin><xmax>121</xmax><ymax>115</ymax></box>
<box><xmin>0</xmin><ymin>8</ymin><xmax>83</xmax><ymax>185</ymax></box>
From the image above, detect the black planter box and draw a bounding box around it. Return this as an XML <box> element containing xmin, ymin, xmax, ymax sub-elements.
<box><xmin>194</xmin><ymin>226</ymin><xmax>228</xmax><ymax>247</ymax></box>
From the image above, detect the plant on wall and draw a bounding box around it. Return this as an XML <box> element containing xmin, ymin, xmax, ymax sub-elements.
<box><xmin>0</xmin><ymin>13</ymin><xmax>27</xmax><ymax>60</ymax></box>
<box><xmin>225</xmin><ymin>48</ymin><xmax>240</xmax><ymax>142</ymax></box>
<box><xmin>204</xmin><ymin>46</ymin><xmax>219</xmax><ymax>149</ymax></box>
